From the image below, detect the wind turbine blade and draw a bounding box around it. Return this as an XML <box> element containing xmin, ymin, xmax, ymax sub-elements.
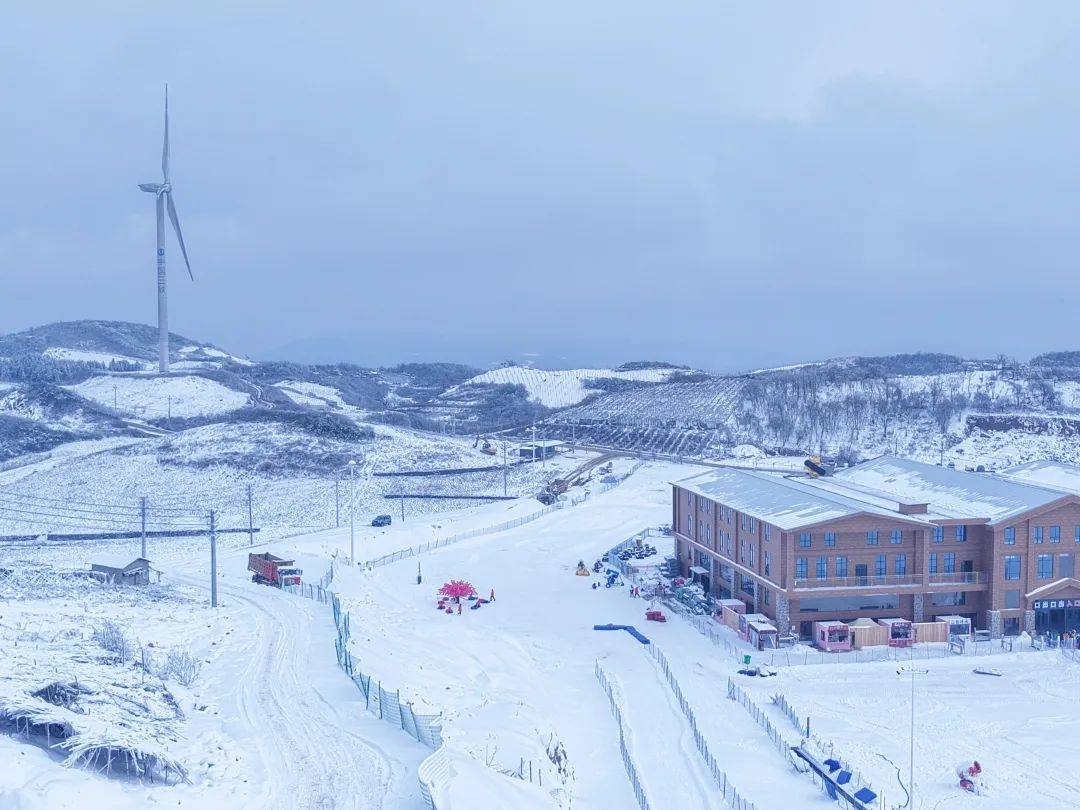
<box><xmin>165</xmin><ymin>192</ymin><xmax>193</xmax><ymax>281</ymax></box>
<box><xmin>162</xmin><ymin>85</ymin><xmax>170</xmax><ymax>182</ymax></box>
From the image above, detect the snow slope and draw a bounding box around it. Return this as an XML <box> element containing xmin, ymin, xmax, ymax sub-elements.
<box><xmin>450</xmin><ymin>366</ymin><xmax>681</xmax><ymax>408</ymax></box>
<box><xmin>68</xmin><ymin>376</ymin><xmax>249</xmax><ymax>419</ymax></box>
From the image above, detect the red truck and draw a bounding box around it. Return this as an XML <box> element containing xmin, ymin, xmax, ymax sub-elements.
<box><xmin>248</xmin><ymin>553</ymin><xmax>303</xmax><ymax>587</ymax></box>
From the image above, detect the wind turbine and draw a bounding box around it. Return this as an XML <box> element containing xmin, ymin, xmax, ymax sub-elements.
<box><xmin>139</xmin><ymin>86</ymin><xmax>192</xmax><ymax>373</ymax></box>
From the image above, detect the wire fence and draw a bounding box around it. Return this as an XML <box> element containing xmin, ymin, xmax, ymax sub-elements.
<box><xmin>729</xmin><ymin>679</ymin><xmax>879</xmax><ymax>810</ymax></box>
<box><xmin>284</xmin><ymin>562</ymin><xmax>445</xmax><ymax>752</ymax></box>
<box><xmin>364</xmin><ymin>461</ymin><xmax>646</xmax><ymax>570</ymax></box>
<box><xmin>595</xmin><ymin>662</ymin><xmax>653</xmax><ymax>810</ymax></box>
<box><xmin>647</xmin><ymin>645</ymin><xmax>756</xmax><ymax>810</ymax></box>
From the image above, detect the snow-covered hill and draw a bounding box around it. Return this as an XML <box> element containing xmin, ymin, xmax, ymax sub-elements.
<box><xmin>446</xmin><ymin>364</ymin><xmax>688</xmax><ymax>409</ymax></box>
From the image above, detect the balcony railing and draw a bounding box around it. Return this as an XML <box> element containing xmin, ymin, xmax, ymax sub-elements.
<box><xmin>794</xmin><ymin>574</ymin><xmax>922</xmax><ymax>590</ymax></box>
<box><xmin>793</xmin><ymin>571</ymin><xmax>987</xmax><ymax>590</ymax></box>
<box><xmin>927</xmin><ymin>571</ymin><xmax>987</xmax><ymax>586</ymax></box>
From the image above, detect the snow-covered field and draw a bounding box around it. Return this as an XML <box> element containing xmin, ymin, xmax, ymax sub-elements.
<box><xmin>5</xmin><ymin>454</ymin><xmax>1075</xmax><ymax>809</ymax></box>
<box><xmin>42</xmin><ymin>347</ymin><xmax>150</xmax><ymax>369</ymax></box>
<box><xmin>449</xmin><ymin>365</ymin><xmax>681</xmax><ymax>408</ymax></box>
<box><xmin>67</xmin><ymin>375</ymin><xmax>250</xmax><ymax>419</ymax></box>
<box><xmin>741</xmin><ymin>652</ymin><xmax>1080</xmax><ymax>810</ymax></box>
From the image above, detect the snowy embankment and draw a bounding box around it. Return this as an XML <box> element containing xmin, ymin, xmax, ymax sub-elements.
<box><xmin>67</xmin><ymin>375</ymin><xmax>249</xmax><ymax>419</ymax></box>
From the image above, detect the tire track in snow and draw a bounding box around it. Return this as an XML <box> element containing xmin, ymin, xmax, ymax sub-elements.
<box><xmin>175</xmin><ymin>572</ymin><xmax>398</xmax><ymax>809</ymax></box>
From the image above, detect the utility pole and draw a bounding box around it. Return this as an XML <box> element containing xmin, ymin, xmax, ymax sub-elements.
<box><xmin>113</xmin><ymin>385</ymin><xmax>118</xmax><ymax>409</ymax></box>
<box><xmin>502</xmin><ymin>441</ymin><xmax>508</xmax><ymax>497</ymax></box>
<box><xmin>246</xmin><ymin>484</ymin><xmax>254</xmax><ymax>546</ymax></box>
<box><xmin>400</xmin><ymin>491</ymin><xmax>405</xmax><ymax>522</ymax></box>
<box><xmin>349</xmin><ymin>460</ymin><xmax>357</xmax><ymax>565</ymax></box>
<box><xmin>140</xmin><ymin>497</ymin><xmax>147</xmax><ymax>559</ymax></box>
<box><xmin>334</xmin><ymin>476</ymin><xmax>341</xmax><ymax>528</ymax></box>
<box><xmin>531</xmin><ymin>424</ymin><xmax>537</xmax><ymax>463</ymax></box>
<box><xmin>167</xmin><ymin>395</ymin><xmax>172</xmax><ymax>420</ymax></box>
<box><xmin>209</xmin><ymin>510</ymin><xmax>218</xmax><ymax>608</ymax></box>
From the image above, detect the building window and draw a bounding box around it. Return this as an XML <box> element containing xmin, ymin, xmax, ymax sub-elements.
<box><xmin>762</xmin><ymin>588</ymin><xmax>770</xmax><ymax>606</ymax></box>
<box><xmin>1004</xmin><ymin>527</ymin><xmax>1015</xmax><ymax>545</ymax></box>
<box><xmin>1050</xmin><ymin>525</ymin><xmax>1061</xmax><ymax>544</ymax></box>
<box><xmin>835</xmin><ymin>557</ymin><xmax>848</xmax><ymax>577</ymax></box>
<box><xmin>704</xmin><ymin>524</ymin><xmax>712</xmax><ymax>544</ymax></box>
<box><xmin>890</xmin><ymin>529</ymin><xmax>902</xmax><ymax>545</ymax></box>
<box><xmin>944</xmin><ymin>552</ymin><xmax>956</xmax><ymax>574</ymax></box>
<box><xmin>687</xmin><ymin>516</ymin><xmax>693</xmax><ymax>535</ymax></box>
<box><xmin>824</xmin><ymin>531</ymin><xmax>836</xmax><ymax>547</ymax></box>
<box><xmin>816</xmin><ymin>557</ymin><xmax>827</xmax><ymax>579</ymax></box>
<box><xmin>686</xmin><ymin>490</ymin><xmax>692</xmax><ymax>505</ymax></box>
<box><xmin>795</xmin><ymin>557</ymin><xmax>808</xmax><ymax>579</ymax></box>
<box><xmin>875</xmin><ymin>554</ymin><xmax>886</xmax><ymax>576</ymax></box>
<box><xmin>749</xmin><ymin>543</ymin><xmax>755</xmax><ymax>565</ymax></box>
<box><xmin>1038</xmin><ymin>554</ymin><xmax>1053</xmax><ymax>580</ymax></box>
<box><xmin>933</xmin><ymin>526</ymin><xmax>944</xmax><ymax>543</ymax></box>
<box><xmin>1004</xmin><ymin>589</ymin><xmax>1020</xmax><ymax>609</ymax></box>
<box><xmin>895</xmin><ymin>554</ymin><xmax>907</xmax><ymax>575</ymax></box>
<box><xmin>867</xmin><ymin>531</ymin><xmax>879</xmax><ymax>546</ymax></box>
<box><xmin>1075</xmin><ymin>525</ymin><xmax>1080</xmax><ymax>543</ymax></box>
<box><xmin>929</xmin><ymin>552</ymin><xmax>938</xmax><ymax>574</ymax></box>
<box><xmin>799</xmin><ymin>532</ymin><xmax>811</xmax><ymax>549</ymax></box>
<box><xmin>764</xmin><ymin>525</ymin><xmax>771</xmax><ymax>541</ymax></box>
<box><xmin>1004</xmin><ymin>554</ymin><xmax>1021</xmax><ymax>581</ymax></box>
<box><xmin>763</xmin><ymin>552</ymin><xmax>771</xmax><ymax>576</ymax></box>
<box><xmin>955</xmin><ymin>525</ymin><xmax>967</xmax><ymax>541</ymax></box>
<box><xmin>1034</xmin><ymin>526</ymin><xmax>1044</xmax><ymax>544</ymax></box>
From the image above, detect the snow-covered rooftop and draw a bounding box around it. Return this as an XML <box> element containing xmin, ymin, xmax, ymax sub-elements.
<box><xmin>678</xmin><ymin>455</ymin><xmax>1080</xmax><ymax>530</ymax></box>
<box><xmin>999</xmin><ymin>459</ymin><xmax>1080</xmax><ymax>495</ymax></box>
<box><xmin>833</xmin><ymin>455</ymin><xmax>1067</xmax><ymax>524</ymax></box>
<box><xmin>676</xmin><ymin>467</ymin><xmax>924</xmax><ymax>531</ymax></box>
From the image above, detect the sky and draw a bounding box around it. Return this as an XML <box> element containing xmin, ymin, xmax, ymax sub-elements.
<box><xmin>3</xmin><ymin>2</ymin><xmax>1080</xmax><ymax>372</ymax></box>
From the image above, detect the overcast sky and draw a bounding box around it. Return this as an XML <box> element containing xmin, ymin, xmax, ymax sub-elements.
<box><xmin>3</xmin><ymin>3</ymin><xmax>1080</xmax><ymax>372</ymax></box>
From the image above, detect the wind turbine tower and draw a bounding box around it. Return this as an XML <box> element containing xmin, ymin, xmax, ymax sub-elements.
<box><xmin>139</xmin><ymin>86</ymin><xmax>193</xmax><ymax>373</ymax></box>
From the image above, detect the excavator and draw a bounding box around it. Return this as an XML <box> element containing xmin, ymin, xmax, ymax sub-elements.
<box><xmin>472</xmin><ymin>435</ymin><xmax>498</xmax><ymax>456</ymax></box>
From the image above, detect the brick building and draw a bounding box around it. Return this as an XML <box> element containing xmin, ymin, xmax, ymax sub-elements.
<box><xmin>672</xmin><ymin>456</ymin><xmax>1080</xmax><ymax>638</ymax></box>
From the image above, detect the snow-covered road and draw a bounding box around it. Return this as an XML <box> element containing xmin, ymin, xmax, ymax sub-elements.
<box><xmin>170</xmin><ymin>558</ymin><xmax>429</xmax><ymax>810</ymax></box>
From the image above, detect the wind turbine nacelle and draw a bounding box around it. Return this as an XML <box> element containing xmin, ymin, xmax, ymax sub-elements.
<box><xmin>139</xmin><ymin>182</ymin><xmax>164</xmax><ymax>193</ymax></box>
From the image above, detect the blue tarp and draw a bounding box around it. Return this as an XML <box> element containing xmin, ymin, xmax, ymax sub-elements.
<box><xmin>824</xmin><ymin>758</ymin><xmax>841</xmax><ymax>773</ymax></box>
<box><xmin>593</xmin><ymin>624</ymin><xmax>651</xmax><ymax>644</ymax></box>
<box><xmin>837</xmin><ymin>771</ymin><xmax>852</xmax><ymax>785</ymax></box>
<box><xmin>854</xmin><ymin>787</ymin><xmax>877</xmax><ymax>803</ymax></box>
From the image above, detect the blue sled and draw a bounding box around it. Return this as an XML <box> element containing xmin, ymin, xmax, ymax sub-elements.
<box><xmin>594</xmin><ymin>624</ymin><xmax>651</xmax><ymax>644</ymax></box>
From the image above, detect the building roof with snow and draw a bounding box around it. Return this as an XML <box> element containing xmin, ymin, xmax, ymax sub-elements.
<box><xmin>677</xmin><ymin>455</ymin><xmax>1080</xmax><ymax>531</ymax></box>
<box><xmin>999</xmin><ymin>459</ymin><xmax>1080</xmax><ymax>494</ymax></box>
<box><xmin>831</xmin><ymin>455</ymin><xmax>1069</xmax><ymax>525</ymax></box>
<box><xmin>675</xmin><ymin>467</ymin><xmax>930</xmax><ymax>531</ymax></box>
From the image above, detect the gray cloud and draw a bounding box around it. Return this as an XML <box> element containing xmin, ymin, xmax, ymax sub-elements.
<box><xmin>2</xmin><ymin>2</ymin><xmax>1079</xmax><ymax>371</ymax></box>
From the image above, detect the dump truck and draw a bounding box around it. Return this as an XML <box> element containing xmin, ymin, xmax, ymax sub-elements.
<box><xmin>248</xmin><ymin>552</ymin><xmax>303</xmax><ymax>587</ymax></box>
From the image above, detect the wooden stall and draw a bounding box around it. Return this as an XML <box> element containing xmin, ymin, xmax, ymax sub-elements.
<box><xmin>814</xmin><ymin>620</ymin><xmax>852</xmax><ymax>652</ymax></box>
<box><xmin>878</xmin><ymin>617</ymin><xmax>914</xmax><ymax>648</ymax></box>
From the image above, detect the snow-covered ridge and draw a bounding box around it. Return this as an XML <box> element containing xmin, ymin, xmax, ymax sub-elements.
<box><xmin>42</xmin><ymin>347</ymin><xmax>150</xmax><ymax>370</ymax></box>
<box><xmin>449</xmin><ymin>365</ymin><xmax>683</xmax><ymax>408</ymax></box>
<box><xmin>67</xmin><ymin>375</ymin><xmax>250</xmax><ymax>419</ymax></box>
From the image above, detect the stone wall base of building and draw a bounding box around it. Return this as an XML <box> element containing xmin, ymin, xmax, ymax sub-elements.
<box><xmin>988</xmin><ymin>609</ymin><xmax>1002</xmax><ymax>639</ymax></box>
<box><xmin>1024</xmin><ymin>609</ymin><xmax>1036</xmax><ymax>634</ymax></box>
<box><xmin>776</xmin><ymin>594</ymin><xmax>791</xmax><ymax>634</ymax></box>
<box><xmin>913</xmin><ymin>593</ymin><xmax>925</xmax><ymax>623</ymax></box>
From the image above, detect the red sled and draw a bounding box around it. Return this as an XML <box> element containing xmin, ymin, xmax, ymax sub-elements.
<box><xmin>646</xmin><ymin>610</ymin><xmax>667</xmax><ymax>623</ymax></box>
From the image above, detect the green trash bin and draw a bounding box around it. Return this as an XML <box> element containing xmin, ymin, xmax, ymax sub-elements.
<box><xmin>743</xmin><ymin>654</ymin><xmax>752</xmax><ymax>666</ymax></box>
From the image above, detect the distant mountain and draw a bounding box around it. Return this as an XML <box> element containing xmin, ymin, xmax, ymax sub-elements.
<box><xmin>5</xmin><ymin>320</ymin><xmax>1080</xmax><ymax>473</ymax></box>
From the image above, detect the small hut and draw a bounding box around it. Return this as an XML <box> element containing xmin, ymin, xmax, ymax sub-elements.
<box><xmin>814</xmin><ymin>620</ymin><xmax>852</xmax><ymax>652</ymax></box>
<box><xmin>747</xmin><ymin>619</ymin><xmax>779</xmax><ymax>650</ymax></box>
<box><xmin>90</xmin><ymin>558</ymin><xmax>157</xmax><ymax>586</ymax></box>
<box><xmin>878</xmin><ymin>617</ymin><xmax>913</xmax><ymax>648</ymax></box>
<box><xmin>936</xmin><ymin>614</ymin><xmax>972</xmax><ymax>639</ymax></box>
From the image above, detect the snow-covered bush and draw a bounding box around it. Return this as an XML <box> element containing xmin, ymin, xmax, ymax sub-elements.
<box><xmin>161</xmin><ymin>647</ymin><xmax>201</xmax><ymax>687</ymax></box>
<box><xmin>92</xmin><ymin>620</ymin><xmax>132</xmax><ymax>661</ymax></box>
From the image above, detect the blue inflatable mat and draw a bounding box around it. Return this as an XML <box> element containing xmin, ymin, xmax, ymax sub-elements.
<box><xmin>593</xmin><ymin>624</ymin><xmax>651</xmax><ymax>645</ymax></box>
<box><xmin>854</xmin><ymin>787</ymin><xmax>877</xmax><ymax>803</ymax></box>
